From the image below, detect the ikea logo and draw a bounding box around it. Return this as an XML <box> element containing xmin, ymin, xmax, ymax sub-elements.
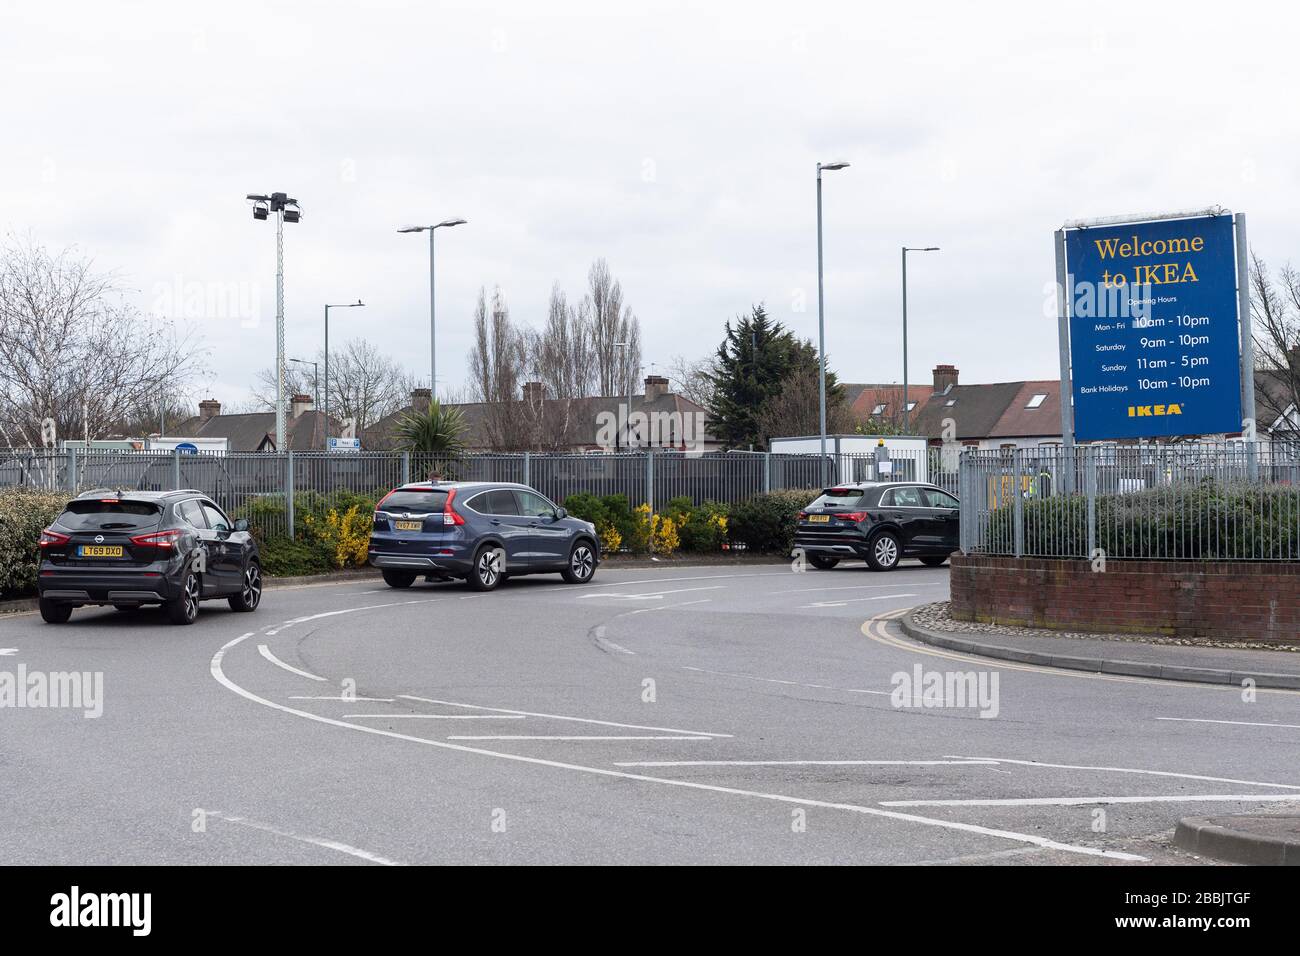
<box><xmin>1127</xmin><ymin>404</ymin><xmax>1183</xmax><ymax>417</ymax></box>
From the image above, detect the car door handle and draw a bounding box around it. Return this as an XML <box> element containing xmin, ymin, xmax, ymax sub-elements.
<box><xmin>491</xmin><ymin>519</ymin><xmax>502</xmax><ymax>525</ymax></box>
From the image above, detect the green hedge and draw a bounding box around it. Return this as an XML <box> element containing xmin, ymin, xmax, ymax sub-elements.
<box><xmin>725</xmin><ymin>489</ymin><xmax>820</xmax><ymax>554</ymax></box>
<box><xmin>990</xmin><ymin>483</ymin><xmax>1300</xmax><ymax>560</ymax></box>
<box><xmin>0</xmin><ymin>489</ymin><xmax>70</xmax><ymax>598</ymax></box>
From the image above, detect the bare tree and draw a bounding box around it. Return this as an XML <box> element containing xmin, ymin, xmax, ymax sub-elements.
<box><xmin>250</xmin><ymin>364</ymin><xmax>313</xmax><ymax>414</ymax></box>
<box><xmin>1250</xmin><ymin>252</ymin><xmax>1300</xmax><ymax>440</ymax></box>
<box><xmin>0</xmin><ymin>234</ymin><xmax>206</xmax><ymax>446</ymax></box>
<box><xmin>665</xmin><ymin>353</ymin><xmax>715</xmax><ymax>411</ymax></box>
<box><xmin>468</xmin><ymin>286</ymin><xmax>529</xmax><ymax>449</ymax></box>
<box><xmin>530</xmin><ymin>282</ymin><xmax>596</xmax><ymax>400</ymax></box>
<box><xmin>585</xmin><ymin>259</ymin><xmax>642</xmax><ymax>397</ymax></box>
<box><xmin>754</xmin><ymin>364</ymin><xmax>855</xmax><ymax>446</ymax></box>
<box><xmin>326</xmin><ymin>338</ymin><xmax>417</xmax><ymax>433</ymax></box>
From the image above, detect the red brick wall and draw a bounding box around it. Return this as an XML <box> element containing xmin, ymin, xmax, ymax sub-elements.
<box><xmin>950</xmin><ymin>554</ymin><xmax>1300</xmax><ymax>642</ymax></box>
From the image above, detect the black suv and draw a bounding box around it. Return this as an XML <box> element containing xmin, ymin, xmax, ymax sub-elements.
<box><xmin>793</xmin><ymin>482</ymin><xmax>960</xmax><ymax>571</ymax></box>
<box><xmin>368</xmin><ymin>481</ymin><xmax>600</xmax><ymax>591</ymax></box>
<box><xmin>37</xmin><ymin>489</ymin><xmax>262</xmax><ymax>625</ymax></box>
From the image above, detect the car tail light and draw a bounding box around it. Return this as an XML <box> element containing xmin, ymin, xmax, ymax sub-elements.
<box><xmin>797</xmin><ymin>512</ymin><xmax>808</xmax><ymax>521</ymax></box>
<box><xmin>840</xmin><ymin>512</ymin><xmax>868</xmax><ymax>522</ymax></box>
<box><xmin>39</xmin><ymin>528</ymin><xmax>70</xmax><ymax>548</ymax></box>
<box><xmin>443</xmin><ymin>487</ymin><xmax>465</xmax><ymax>526</ymax></box>
<box><xmin>130</xmin><ymin>529</ymin><xmax>182</xmax><ymax>551</ymax></box>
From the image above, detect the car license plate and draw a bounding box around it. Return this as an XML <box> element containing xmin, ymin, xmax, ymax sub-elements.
<box><xmin>808</xmin><ymin>514</ymin><xmax>830</xmax><ymax>523</ymax></box>
<box><xmin>78</xmin><ymin>545</ymin><xmax>123</xmax><ymax>557</ymax></box>
<box><xmin>394</xmin><ymin>520</ymin><xmax>423</xmax><ymax>531</ymax></box>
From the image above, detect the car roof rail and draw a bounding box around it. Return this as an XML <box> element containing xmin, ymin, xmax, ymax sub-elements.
<box><xmin>76</xmin><ymin>487</ymin><xmax>118</xmax><ymax>498</ymax></box>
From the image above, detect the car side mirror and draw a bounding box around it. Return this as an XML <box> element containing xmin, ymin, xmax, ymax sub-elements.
<box><xmin>554</xmin><ymin>508</ymin><xmax>567</xmax><ymax>520</ymax></box>
<box><xmin>233</xmin><ymin>518</ymin><xmax>249</xmax><ymax>532</ymax></box>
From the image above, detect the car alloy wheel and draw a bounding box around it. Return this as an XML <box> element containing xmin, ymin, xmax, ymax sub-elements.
<box><xmin>570</xmin><ymin>544</ymin><xmax>594</xmax><ymax>581</ymax></box>
<box><xmin>872</xmin><ymin>534</ymin><xmax>899</xmax><ymax>570</ymax></box>
<box><xmin>182</xmin><ymin>573</ymin><xmax>199</xmax><ymax>621</ymax></box>
<box><xmin>242</xmin><ymin>564</ymin><xmax>262</xmax><ymax>608</ymax></box>
<box><xmin>476</xmin><ymin>549</ymin><xmax>502</xmax><ymax>588</ymax></box>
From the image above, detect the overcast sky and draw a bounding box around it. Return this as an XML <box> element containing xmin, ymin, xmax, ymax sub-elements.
<box><xmin>3</xmin><ymin>1</ymin><xmax>1295</xmax><ymax>413</ymax></box>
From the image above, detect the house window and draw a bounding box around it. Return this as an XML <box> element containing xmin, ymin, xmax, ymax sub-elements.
<box><xmin>872</xmin><ymin>403</ymin><xmax>887</xmax><ymax>415</ymax></box>
<box><xmin>905</xmin><ymin>402</ymin><xmax>916</xmax><ymax>411</ymax></box>
<box><xmin>1026</xmin><ymin>393</ymin><xmax>1048</xmax><ymax>409</ymax></box>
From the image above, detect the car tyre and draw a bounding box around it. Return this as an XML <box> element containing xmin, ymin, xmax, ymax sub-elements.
<box><xmin>866</xmin><ymin>531</ymin><xmax>901</xmax><ymax>572</ymax></box>
<box><xmin>382</xmin><ymin>569</ymin><xmax>416</xmax><ymax>589</ymax></box>
<box><xmin>166</xmin><ymin>568</ymin><xmax>201</xmax><ymax>625</ymax></box>
<box><xmin>467</xmin><ymin>546</ymin><xmax>505</xmax><ymax>591</ymax></box>
<box><xmin>39</xmin><ymin>598</ymin><xmax>72</xmax><ymax>624</ymax></box>
<box><xmin>919</xmin><ymin>555</ymin><xmax>949</xmax><ymax>568</ymax></box>
<box><xmin>228</xmin><ymin>561</ymin><xmax>263</xmax><ymax>612</ymax></box>
<box><xmin>562</xmin><ymin>540</ymin><xmax>597</xmax><ymax>584</ymax></box>
<box><xmin>808</xmin><ymin>554</ymin><xmax>840</xmax><ymax>570</ymax></box>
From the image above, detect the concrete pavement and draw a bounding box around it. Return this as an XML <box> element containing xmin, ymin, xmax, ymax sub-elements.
<box><xmin>3</xmin><ymin>559</ymin><xmax>1299</xmax><ymax>865</ymax></box>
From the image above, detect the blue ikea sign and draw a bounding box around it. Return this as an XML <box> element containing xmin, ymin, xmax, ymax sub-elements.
<box><xmin>1064</xmin><ymin>214</ymin><xmax>1242</xmax><ymax>441</ymax></box>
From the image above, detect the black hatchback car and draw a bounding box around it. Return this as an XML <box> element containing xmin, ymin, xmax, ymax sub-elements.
<box><xmin>793</xmin><ymin>482</ymin><xmax>960</xmax><ymax>571</ymax></box>
<box><xmin>37</xmin><ymin>489</ymin><xmax>262</xmax><ymax>624</ymax></box>
<box><xmin>368</xmin><ymin>481</ymin><xmax>600</xmax><ymax>591</ymax></box>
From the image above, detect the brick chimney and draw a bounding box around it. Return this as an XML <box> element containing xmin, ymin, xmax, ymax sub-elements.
<box><xmin>290</xmin><ymin>393</ymin><xmax>313</xmax><ymax>419</ymax></box>
<box><xmin>643</xmin><ymin>375</ymin><xmax>670</xmax><ymax>403</ymax></box>
<box><xmin>932</xmin><ymin>364</ymin><xmax>959</xmax><ymax>393</ymax></box>
<box><xmin>410</xmin><ymin>387</ymin><xmax>432</xmax><ymax>416</ymax></box>
<box><xmin>522</xmin><ymin>381</ymin><xmax>546</xmax><ymax>405</ymax></box>
<box><xmin>198</xmin><ymin>398</ymin><xmax>221</xmax><ymax>422</ymax></box>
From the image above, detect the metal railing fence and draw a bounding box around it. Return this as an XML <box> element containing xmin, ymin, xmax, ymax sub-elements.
<box><xmin>0</xmin><ymin>446</ymin><xmax>957</xmax><ymax>540</ymax></box>
<box><xmin>959</xmin><ymin>441</ymin><xmax>1300</xmax><ymax>561</ymax></box>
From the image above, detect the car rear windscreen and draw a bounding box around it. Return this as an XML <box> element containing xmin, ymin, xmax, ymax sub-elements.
<box><xmin>380</xmin><ymin>490</ymin><xmax>449</xmax><ymax>513</ymax></box>
<box><xmin>809</xmin><ymin>488</ymin><xmax>867</xmax><ymax>509</ymax></box>
<box><xmin>60</xmin><ymin>499</ymin><xmax>163</xmax><ymax>531</ymax></box>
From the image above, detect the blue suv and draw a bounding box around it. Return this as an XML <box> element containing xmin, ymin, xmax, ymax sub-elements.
<box><xmin>368</xmin><ymin>481</ymin><xmax>600</xmax><ymax>591</ymax></box>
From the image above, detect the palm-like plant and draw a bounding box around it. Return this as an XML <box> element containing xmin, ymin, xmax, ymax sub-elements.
<box><xmin>395</xmin><ymin>401</ymin><xmax>468</xmax><ymax>455</ymax></box>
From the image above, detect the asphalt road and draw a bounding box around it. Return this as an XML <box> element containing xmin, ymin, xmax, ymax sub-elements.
<box><xmin>3</xmin><ymin>559</ymin><xmax>1299</xmax><ymax>865</ymax></box>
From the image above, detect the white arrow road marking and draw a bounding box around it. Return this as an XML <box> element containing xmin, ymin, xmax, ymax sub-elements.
<box><xmin>946</xmin><ymin>755</ymin><xmax>1300</xmax><ymax>791</ymax></box>
<box><xmin>398</xmin><ymin>694</ymin><xmax>731</xmax><ymax>738</ymax></box>
<box><xmin>0</xmin><ymin>649</ymin><xmax>18</xmax><ymax>656</ymax></box>
<box><xmin>1156</xmin><ymin>717</ymin><xmax>1300</xmax><ymax>731</ymax></box>
<box><xmin>614</xmin><ymin>759</ymin><xmax>1001</xmax><ymax>768</ymax></box>
<box><xmin>258</xmin><ymin>645</ymin><xmax>327</xmax><ymax>682</ymax></box>
<box><xmin>577</xmin><ymin>586</ymin><xmax>723</xmax><ymax>601</ymax></box>
<box><xmin>803</xmin><ymin>593</ymin><xmax>915</xmax><ymax>608</ymax></box>
<box><xmin>882</xmin><ymin>793</ymin><xmax>1300</xmax><ymax>808</ymax></box>
<box><xmin>680</xmin><ymin>665</ymin><xmax>890</xmax><ymax>696</ymax></box>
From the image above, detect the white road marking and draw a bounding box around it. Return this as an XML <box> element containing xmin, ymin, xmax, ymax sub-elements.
<box><xmin>1156</xmin><ymin>717</ymin><xmax>1300</xmax><ymax>731</ymax></box>
<box><xmin>258</xmin><ymin>645</ymin><xmax>327</xmax><ymax>682</ymax></box>
<box><xmin>289</xmin><ymin>696</ymin><xmax>395</xmax><ymax>702</ymax></box>
<box><xmin>680</xmin><ymin>665</ymin><xmax>890</xmax><ymax>696</ymax></box>
<box><xmin>946</xmin><ymin>755</ymin><xmax>1300</xmax><ymax>792</ymax></box>
<box><xmin>616</xmin><ymin>599</ymin><xmax>711</xmax><ymax>618</ymax></box>
<box><xmin>447</xmin><ymin>735</ymin><xmax>714</xmax><ymax>741</ymax></box>
<box><xmin>343</xmin><ymin>714</ymin><xmax>526</xmax><ymax>720</ymax></box>
<box><xmin>264</xmin><ymin>597</ymin><xmax>447</xmax><ymax>635</ymax></box>
<box><xmin>0</xmin><ymin>648</ymin><xmax>18</xmax><ymax>656</ymax></box>
<box><xmin>211</xmin><ymin>631</ymin><xmax>1145</xmax><ymax>861</ymax></box>
<box><xmin>613</xmin><ymin>759</ymin><xmax>1000</xmax><ymax>768</ymax></box>
<box><xmin>802</xmin><ymin>593</ymin><xmax>915</xmax><ymax>608</ymax></box>
<box><xmin>776</xmin><ymin>584</ymin><xmax>943</xmax><ymax>594</ymax></box>
<box><xmin>883</xmin><ymin>793</ymin><xmax>1300</xmax><ymax>808</ymax></box>
<box><xmin>577</xmin><ymin>586</ymin><xmax>723</xmax><ymax>602</ymax></box>
<box><xmin>398</xmin><ymin>694</ymin><xmax>732</xmax><ymax>738</ymax></box>
<box><xmin>206</xmin><ymin>811</ymin><xmax>405</xmax><ymax>866</ymax></box>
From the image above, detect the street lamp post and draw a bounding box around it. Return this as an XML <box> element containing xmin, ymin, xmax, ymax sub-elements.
<box><xmin>246</xmin><ymin>192</ymin><xmax>302</xmax><ymax>450</ymax></box>
<box><xmin>901</xmin><ymin>246</ymin><xmax>940</xmax><ymax>435</ymax></box>
<box><xmin>815</xmin><ymin>161</ymin><xmax>849</xmax><ymax>487</ymax></box>
<box><xmin>323</xmin><ymin>301</ymin><xmax>365</xmax><ymax>443</ymax></box>
<box><xmin>398</xmin><ymin>219</ymin><xmax>467</xmax><ymax>398</ymax></box>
